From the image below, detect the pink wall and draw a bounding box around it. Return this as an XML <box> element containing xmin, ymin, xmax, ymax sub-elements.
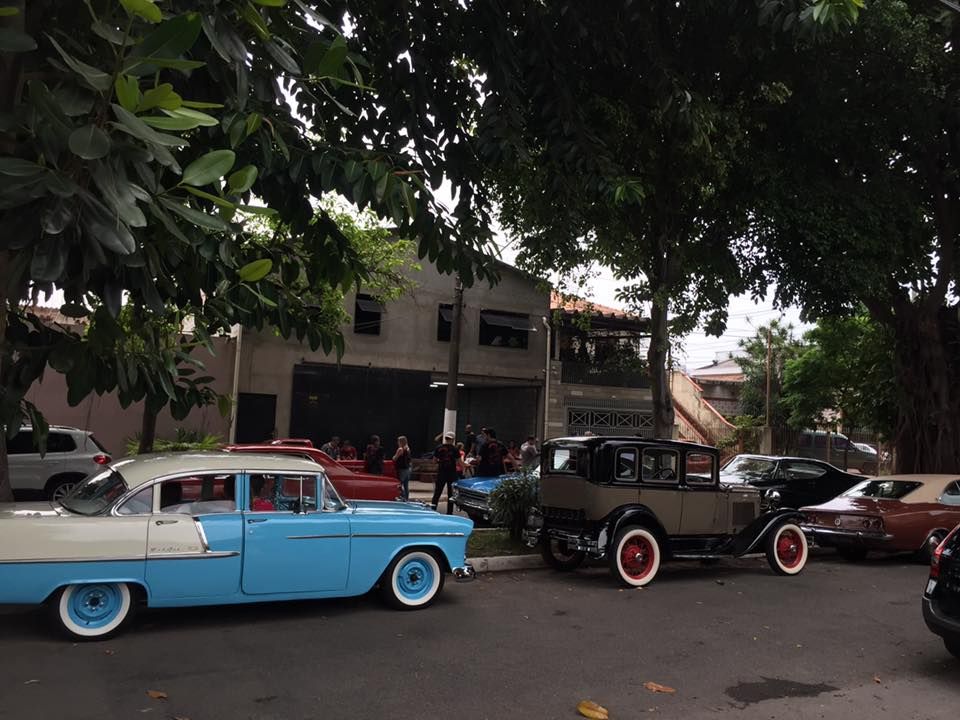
<box><xmin>24</xmin><ymin>338</ymin><xmax>236</xmax><ymax>457</ymax></box>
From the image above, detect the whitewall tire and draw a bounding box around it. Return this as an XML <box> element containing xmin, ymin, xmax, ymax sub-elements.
<box><xmin>380</xmin><ymin>550</ymin><xmax>444</xmax><ymax>609</ymax></box>
<box><xmin>609</xmin><ymin>527</ymin><xmax>661</xmax><ymax>587</ymax></box>
<box><xmin>52</xmin><ymin>582</ymin><xmax>133</xmax><ymax>639</ymax></box>
<box><xmin>766</xmin><ymin>522</ymin><xmax>809</xmax><ymax>576</ymax></box>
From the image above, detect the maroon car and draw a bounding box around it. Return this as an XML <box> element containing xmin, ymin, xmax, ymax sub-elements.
<box><xmin>224</xmin><ymin>444</ymin><xmax>401</xmax><ymax>501</ymax></box>
<box><xmin>801</xmin><ymin>474</ymin><xmax>960</xmax><ymax>561</ymax></box>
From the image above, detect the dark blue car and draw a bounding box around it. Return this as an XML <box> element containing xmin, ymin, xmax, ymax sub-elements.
<box><xmin>452</xmin><ymin>466</ymin><xmax>540</xmax><ymax>524</ymax></box>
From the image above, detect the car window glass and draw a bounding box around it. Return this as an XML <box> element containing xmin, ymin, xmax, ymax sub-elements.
<box><xmin>832</xmin><ymin>436</ymin><xmax>850</xmax><ymax>451</ymax></box>
<box><xmin>549</xmin><ymin>448</ymin><xmax>576</xmax><ymax>473</ymax></box>
<box><xmin>160</xmin><ymin>475</ymin><xmax>237</xmax><ymax>514</ymax></box>
<box><xmin>685</xmin><ymin>453</ymin><xmax>714</xmax><ymax>484</ymax></box>
<box><xmin>46</xmin><ymin>433</ymin><xmax>77</xmax><ymax>453</ymax></box>
<box><xmin>614</xmin><ymin>448</ymin><xmax>638</xmax><ymax>481</ymax></box>
<box><xmin>783</xmin><ymin>462</ymin><xmax>827</xmax><ymax>480</ymax></box>
<box><xmin>843</xmin><ymin>480</ymin><xmax>921</xmax><ymax>500</ymax></box>
<box><xmin>939</xmin><ymin>481</ymin><xmax>960</xmax><ymax>506</ymax></box>
<box><xmin>250</xmin><ymin>474</ymin><xmax>318</xmax><ymax>512</ymax></box>
<box><xmin>641</xmin><ymin>449</ymin><xmax>679</xmax><ymax>483</ymax></box>
<box><xmin>116</xmin><ymin>486</ymin><xmax>153</xmax><ymax>515</ymax></box>
<box><xmin>6</xmin><ymin>431</ymin><xmax>35</xmax><ymax>454</ymax></box>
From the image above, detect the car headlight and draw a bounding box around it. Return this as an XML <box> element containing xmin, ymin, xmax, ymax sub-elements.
<box><xmin>764</xmin><ymin>490</ymin><xmax>781</xmax><ymax>507</ymax></box>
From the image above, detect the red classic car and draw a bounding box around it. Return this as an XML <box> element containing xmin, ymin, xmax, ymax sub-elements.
<box><xmin>224</xmin><ymin>444</ymin><xmax>401</xmax><ymax>501</ymax></box>
<box><xmin>801</xmin><ymin>474</ymin><xmax>960</xmax><ymax>561</ymax></box>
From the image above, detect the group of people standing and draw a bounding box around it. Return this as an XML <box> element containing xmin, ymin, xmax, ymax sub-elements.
<box><xmin>318</xmin><ymin>426</ymin><xmax>540</xmax><ymax>511</ymax></box>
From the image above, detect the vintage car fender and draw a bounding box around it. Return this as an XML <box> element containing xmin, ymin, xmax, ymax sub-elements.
<box><xmin>606</xmin><ymin>505</ymin><xmax>670</xmax><ymax>553</ymax></box>
<box><xmin>730</xmin><ymin>508</ymin><xmax>806</xmax><ymax>556</ymax></box>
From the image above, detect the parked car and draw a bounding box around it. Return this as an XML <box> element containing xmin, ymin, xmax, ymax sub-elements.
<box><xmin>6</xmin><ymin>426</ymin><xmax>111</xmax><ymax>501</ymax></box>
<box><xmin>224</xmin><ymin>443</ymin><xmax>400</xmax><ymax>501</ymax></box>
<box><xmin>452</xmin><ymin>466</ymin><xmax>540</xmax><ymax>525</ymax></box>
<box><xmin>523</xmin><ymin>437</ymin><xmax>809</xmax><ymax>587</ymax></box>
<box><xmin>720</xmin><ymin>454</ymin><xmax>862</xmax><ymax>509</ymax></box>
<box><xmin>923</xmin><ymin>524</ymin><xmax>960</xmax><ymax>660</ymax></box>
<box><xmin>801</xmin><ymin>475</ymin><xmax>960</xmax><ymax>561</ymax></box>
<box><xmin>795</xmin><ymin>430</ymin><xmax>877</xmax><ymax>474</ymax></box>
<box><xmin>0</xmin><ymin>453</ymin><xmax>475</xmax><ymax>639</ymax></box>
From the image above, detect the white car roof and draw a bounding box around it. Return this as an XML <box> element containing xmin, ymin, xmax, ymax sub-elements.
<box><xmin>110</xmin><ymin>452</ymin><xmax>324</xmax><ymax>489</ymax></box>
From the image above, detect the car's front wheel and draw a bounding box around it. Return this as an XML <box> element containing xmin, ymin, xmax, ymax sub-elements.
<box><xmin>609</xmin><ymin>526</ymin><xmax>661</xmax><ymax>587</ymax></box>
<box><xmin>766</xmin><ymin>522</ymin><xmax>809</xmax><ymax>575</ymax></box>
<box><xmin>50</xmin><ymin>582</ymin><xmax>133</xmax><ymax>640</ymax></box>
<box><xmin>541</xmin><ymin>537</ymin><xmax>586</xmax><ymax>571</ymax></box>
<box><xmin>380</xmin><ymin>549</ymin><xmax>445</xmax><ymax>610</ymax></box>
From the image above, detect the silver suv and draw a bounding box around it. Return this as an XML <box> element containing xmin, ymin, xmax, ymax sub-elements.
<box><xmin>7</xmin><ymin>426</ymin><xmax>111</xmax><ymax>501</ymax></box>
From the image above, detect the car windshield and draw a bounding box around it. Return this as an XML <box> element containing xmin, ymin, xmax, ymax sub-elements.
<box><xmin>842</xmin><ymin>479</ymin><xmax>921</xmax><ymax>500</ymax></box>
<box><xmin>59</xmin><ymin>468</ymin><xmax>129</xmax><ymax>515</ymax></box>
<box><xmin>721</xmin><ymin>456</ymin><xmax>776</xmax><ymax>480</ymax></box>
<box><xmin>322</xmin><ymin>475</ymin><xmax>345</xmax><ymax>510</ymax></box>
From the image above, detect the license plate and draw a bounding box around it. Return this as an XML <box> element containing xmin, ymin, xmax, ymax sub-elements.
<box><xmin>926</xmin><ymin>579</ymin><xmax>937</xmax><ymax>595</ymax></box>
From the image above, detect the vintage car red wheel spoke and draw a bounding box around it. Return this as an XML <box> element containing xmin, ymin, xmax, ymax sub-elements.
<box><xmin>776</xmin><ymin>529</ymin><xmax>803</xmax><ymax>569</ymax></box>
<box><xmin>621</xmin><ymin>537</ymin><xmax>652</xmax><ymax>577</ymax></box>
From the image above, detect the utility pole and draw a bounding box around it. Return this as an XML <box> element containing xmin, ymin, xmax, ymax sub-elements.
<box><xmin>765</xmin><ymin>325</ymin><xmax>772</xmax><ymax>427</ymax></box>
<box><xmin>761</xmin><ymin>325</ymin><xmax>773</xmax><ymax>454</ymax></box>
<box><xmin>443</xmin><ymin>275</ymin><xmax>464</xmax><ymax>439</ymax></box>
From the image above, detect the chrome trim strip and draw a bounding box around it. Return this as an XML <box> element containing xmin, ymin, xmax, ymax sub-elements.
<box><xmin>353</xmin><ymin>532</ymin><xmax>466</xmax><ymax>538</ymax></box>
<box><xmin>287</xmin><ymin>534</ymin><xmax>350</xmax><ymax>540</ymax></box>
<box><xmin>194</xmin><ymin>519</ymin><xmax>211</xmax><ymax>552</ymax></box>
<box><xmin>0</xmin><ymin>556</ymin><xmax>145</xmax><ymax>565</ymax></box>
<box><xmin>146</xmin><ymin>551</ymin><xmax>240</xmax><ymax>560</ymax></box>
<box><xmin>453</xmin><ymin>564</ymin><xmax>476</xmax><ymax>582</ymax></box>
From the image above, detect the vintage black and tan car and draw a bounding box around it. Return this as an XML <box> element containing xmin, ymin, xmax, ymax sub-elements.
<box><xmin>524</xmin><ymin>437</ymin><xmax>809</xmax><ymax>587</ymax></box>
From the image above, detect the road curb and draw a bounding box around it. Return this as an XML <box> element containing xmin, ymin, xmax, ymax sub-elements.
<box><xmin>467</xmin><ymin>554</ymin><xmax>543</xmax><ymax>573</ymax></box>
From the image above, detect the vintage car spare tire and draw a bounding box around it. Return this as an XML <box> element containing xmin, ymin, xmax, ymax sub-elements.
<box><xmin>609</xmin><ymin>526</ymin><xmax>661</xmax><ymax>587</ymax></box>
<box><xmin>541</xmin><ymin>537</ymin><xmax>586</xmax><ymax>571</ymax></box>
<box><xmin>51</xmin><ymin>582</ymin><xmax>133</xmax><ymax>640</ymax></box>
<box><xmin>766</xmin><ymin>522</ymin><xmax>809</xmax><ymax>576</ymax></box>
<box><xmin>380</xmin><ymin>549</ymin><xmax>445</xmax><ymax>609</ymax></box>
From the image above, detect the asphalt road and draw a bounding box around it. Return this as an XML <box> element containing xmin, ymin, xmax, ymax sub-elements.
<box><xmin>1</xmin><ymin>554</ymin><xmax>956</xmax><ymax>720</ymax></box>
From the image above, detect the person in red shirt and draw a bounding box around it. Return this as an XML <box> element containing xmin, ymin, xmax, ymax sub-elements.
<box><xmin>251</xmin><ymin>476</ymin><xmax>275</xmax><ymax>511</ymax></box>
<box><xmin>340</xmin><ymin>439</ymin><xmax>357</xmax><ymax>460</ymax></box>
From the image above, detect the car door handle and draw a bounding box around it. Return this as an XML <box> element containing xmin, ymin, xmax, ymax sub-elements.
<box><xmin>247</xmin><ymin>518</ymin><xmax>268</xmax><ymax>524</ymax></box>
<box><xmin>155</xmin><ymin>519</ymin><xmax>178</xmax><ymax>525</ymax></box>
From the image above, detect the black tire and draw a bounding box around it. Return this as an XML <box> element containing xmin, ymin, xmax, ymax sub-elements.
<box><xmin>837</xmin><ymin>547</ymin><xmax>868</xmax><ymax>562</ymax></box>
<box><xmin>765</xmin><ymin>522</ymin><xmax>809</xmax><ymax>576</ymax></box>
<box><xmin>945</xmin><ymin>638</ymin><xmax>960</xmax><ymax>661</ymax></box>
<box><xmin>378</xmin><ymin>549</ymin><xmax>445</xmax><ymax>610</ymax></box>
<box><xmin>48</xmin><ymin>582</ymin><xmax>135</xmax><ymax>640</ymax></box>
<box><xmin>540</xmin><ymin>537</ymin><xmax>586</xmax><ymax>571</ymax></box>
<box><xmin>46</xmin><ymin>475</ymin><xmax>84</xmax><ymax>503</ymax></box>
<box><xmin>608</xmin><ymin>526</ymin><xmax>661</xmax><ymax>587</ymax></box>
<box><xmin>916</xmin><ymin>531</ymin><xmax>947</xmax><ymax>564</ymax></box>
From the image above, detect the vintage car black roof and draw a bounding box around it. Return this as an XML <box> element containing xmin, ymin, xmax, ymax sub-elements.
<box><xmin>545</xmin><ymin>436</ymin><xmax>717</xmax><ymax>454</ymax></box>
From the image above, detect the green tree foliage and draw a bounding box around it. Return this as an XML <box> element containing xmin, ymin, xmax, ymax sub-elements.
<box><xmin>736</xmin><ymin>320</ymin><xmax>803</xmax><ymax>428</ymax></box>
<box><xmin>745</xmin><ymin>0</ymin><xmax>960</xmax><ymax>472</ymax></box>
<box><xmin>0</xmin><ymin>1</ymin><xmax>499</xmax><ymax>499</ymax></box>
<box><xmin>781</xmin><ymin>316</ymin><xmax>897</xmax><ymax>437</ymax></box>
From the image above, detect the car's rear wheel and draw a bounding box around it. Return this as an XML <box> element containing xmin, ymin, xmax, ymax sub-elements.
<box><xmin>47</xmin><ymin>475</ymin><xmax>83</xmax><ymax>503</ymax></box>
<box><xmin>837</xmin><ymin>547</ymin><xmax>868</xmax><ymax>562</ymax></box>
<box><xmin>50</xmin><ymin>582</ymin><xmax>133</xmax><ymax>640</ymax></box>
<box><xmin>766</xmin><ymin>522</ymin><xmax>808</xmax><ymax>575</ymax></box>
<box><xmin>609</xmin><ymin>526</ymin><xmax>661</xmax><ymax>587</ymax></box>
<box><xmin>380</xmin><ymin>549</ymin><xmax>445</xmax><ymax>610</ymax></box>
<box><xmin>945</xmin><ymin>638</ymin><xmax>960</xmax><ymax>661</ymax></box>
<box><xmin>541</xmin><ymin>537</ymin><xmax>586</xmax><ymax>571</ymax></box>
<box><xmin>917</xmin><ymin>531</ymin><xmax>947</xmax><ymax>564</ymax></box>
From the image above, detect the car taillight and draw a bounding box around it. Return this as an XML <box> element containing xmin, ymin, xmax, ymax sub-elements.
<box><xmin>93</xmin><ymin>454</ymin><xmax>111</xmax><ymax>465</ymax></box>
<box><xmin>930</xmin><ymin>526</ymin><xmax>960</xmax><ymax>579</ymax></box>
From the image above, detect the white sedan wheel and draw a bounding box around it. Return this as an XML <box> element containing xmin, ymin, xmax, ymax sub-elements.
<box><xmin>54</xmin><ymin>582</ymin><xmax>132</xmax><ymax>639</ymax></box>
<box><xmin>766</xmin><ymin>522</ymin><xmax>809</xmax><ymax>576</ymax></box>
<box><xmin>381</xmin><ymin>550</ymin><xmax>444</xmax><ymax>609</ymax></box>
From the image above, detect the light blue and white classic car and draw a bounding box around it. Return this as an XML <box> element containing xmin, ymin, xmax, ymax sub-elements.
<box><xmin>0</xmin><ymin>453</ymin><xmax>475</xmax><ymax>639</ymax></box>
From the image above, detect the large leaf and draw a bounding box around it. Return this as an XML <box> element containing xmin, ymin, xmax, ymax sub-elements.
<box><xmin>111</xmin><ymin>104</ymin><xmax>187</xmax><ymax>148</ymax></box>
<box><xmin>114</xmin><ymin>75</ymin><xmax>141</xmax><ymax>112</ymax></box>
<box><xmin>308</xmin><ymin>36</ymin><xmax>347</xmax><ymax>77</ymax></box>
<box><xmin>238</xmin><ymin>258</ymin><xmax>273</xmax><ymax>282</ymax></box>
<box><xmin>181</xmin><ymin>149</ymin><xmax>236</xmax><ymax>187</ymax></box>
<box><xmin>137</xmin><ymin>83</ymin><xmax>182</xmax><ymax>112</ymax></box>
<box><xmin>0</xmin><ymin>158</ymin><xmax>45</xmax><ymax>177</ymax></box>
<box><xmin>164</xmin><ymin>107</ymin><xmax>218</xmax><ymax>127</ymax></box>
<box><xmin>130</xmin><ymin>12</ymin><xmax>202</xmax><ymax>61</ymax></box>
<box><xmin>47</xmin><ymin>36</ymin><xmax>111</xmax><ymax>91</ymax></box>
<box><xmin>68</xmin><ymin>125</ymin><xmax>111</xmax><ymax>160</ymax></box>
<box><xmin>141</xmin><ymin>115</ymin><xmax>205</xmax><ymax>130</ymax></box>
<box><xmin>0</xmin><ymin>27</ymin><xmax>37</xmax><ymax>52</ymax></box>
<box><xmin>183</xmin><ymin>185</ymin><xmax>236</xmax><ymax>209</ymax></box>
<box><xmin>159</xmin><ymin>196</ymin><xmax>232</xmax><ymax>231</ymax></box>
<box><xmin>228</xmin><ymin>165</ymin><xmax>258</xmax><ymax>193</ymax></box>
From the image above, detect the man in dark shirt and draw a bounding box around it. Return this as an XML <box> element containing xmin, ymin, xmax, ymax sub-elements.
<box><xmin>432</xmin><ymin>432</ymin><xmax>459</xmax><ymax>511</ymax></box>
<box><xmin>464</xmin><ymin>424</ymin><xmax>476</xmax><ymax>457</ymax></box>
<box><xmin>476</xmin><ymin>428</ymin><xmax>506</xmax><ymax>477</ymax></box>
<box><xmin>364</xmin><ymin>435</ymin><xmax>385</xmax><ymax>475</ymax></box>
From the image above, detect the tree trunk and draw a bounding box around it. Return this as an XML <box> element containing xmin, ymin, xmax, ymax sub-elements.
<box><xmin>889</xmin><ymin>302</ymin><xmax>960</xmax><ymax>474</ymax></box>
<box><xmin>647</xmin><ymin>295</ymin><xmax>675</xmax><ymax>440</ymax></box>
<box><xmin>138</xmin><ymin>403</ymin><xmax>159</xmax><ymax>455</ymax></box>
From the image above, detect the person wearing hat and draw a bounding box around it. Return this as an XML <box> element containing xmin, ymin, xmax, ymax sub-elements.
<box><xmin>432</xmin><ymin>431</ymin><xmax>459</xmax><ymax>511</ymax></box>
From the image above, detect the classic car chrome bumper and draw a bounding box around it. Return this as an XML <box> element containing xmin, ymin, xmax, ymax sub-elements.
<box><xmin>452</xmin><ymin>564</ymin><xmax>476</xmax><ymax>582</ymax></box>
<box><xmin>801</xmin><ymin>526</ymin><xmax>894</xmax><ymax>545</ymax></box>
<box><xmin>454</xmin><ymin>495</ymin><xmax>492</xmax><ymax>517</ymax></box>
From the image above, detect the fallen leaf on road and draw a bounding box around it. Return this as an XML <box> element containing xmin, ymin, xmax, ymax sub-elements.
<box><xmin>576</xmin><ymin>699</ymin><xmax>609</xmax><ymax>719</ymax></box>
<box><xmin>146</xmin><ymin>690</ymin><xmax>168</xmax><ymax>700</ymax></box>
<box><xmin>23</xmin><ymin>679</ymin><xmax>39</xmax><ymax>685</ymax></box>
<box><xmin>873</xmin><ymin>675</ymin><xmax>881</xmax><ymax>684</ymax></box>
<box><xmin>643</xmin><ymin>682</ymin><xmax>676</xmax><ymax>694</ymax></box>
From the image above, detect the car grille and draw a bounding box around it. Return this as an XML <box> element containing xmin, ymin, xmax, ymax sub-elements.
<box><xmin>458</xmin><ymin>489</ymin><xmax>488</xmax><ymax>504</ymax></box>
